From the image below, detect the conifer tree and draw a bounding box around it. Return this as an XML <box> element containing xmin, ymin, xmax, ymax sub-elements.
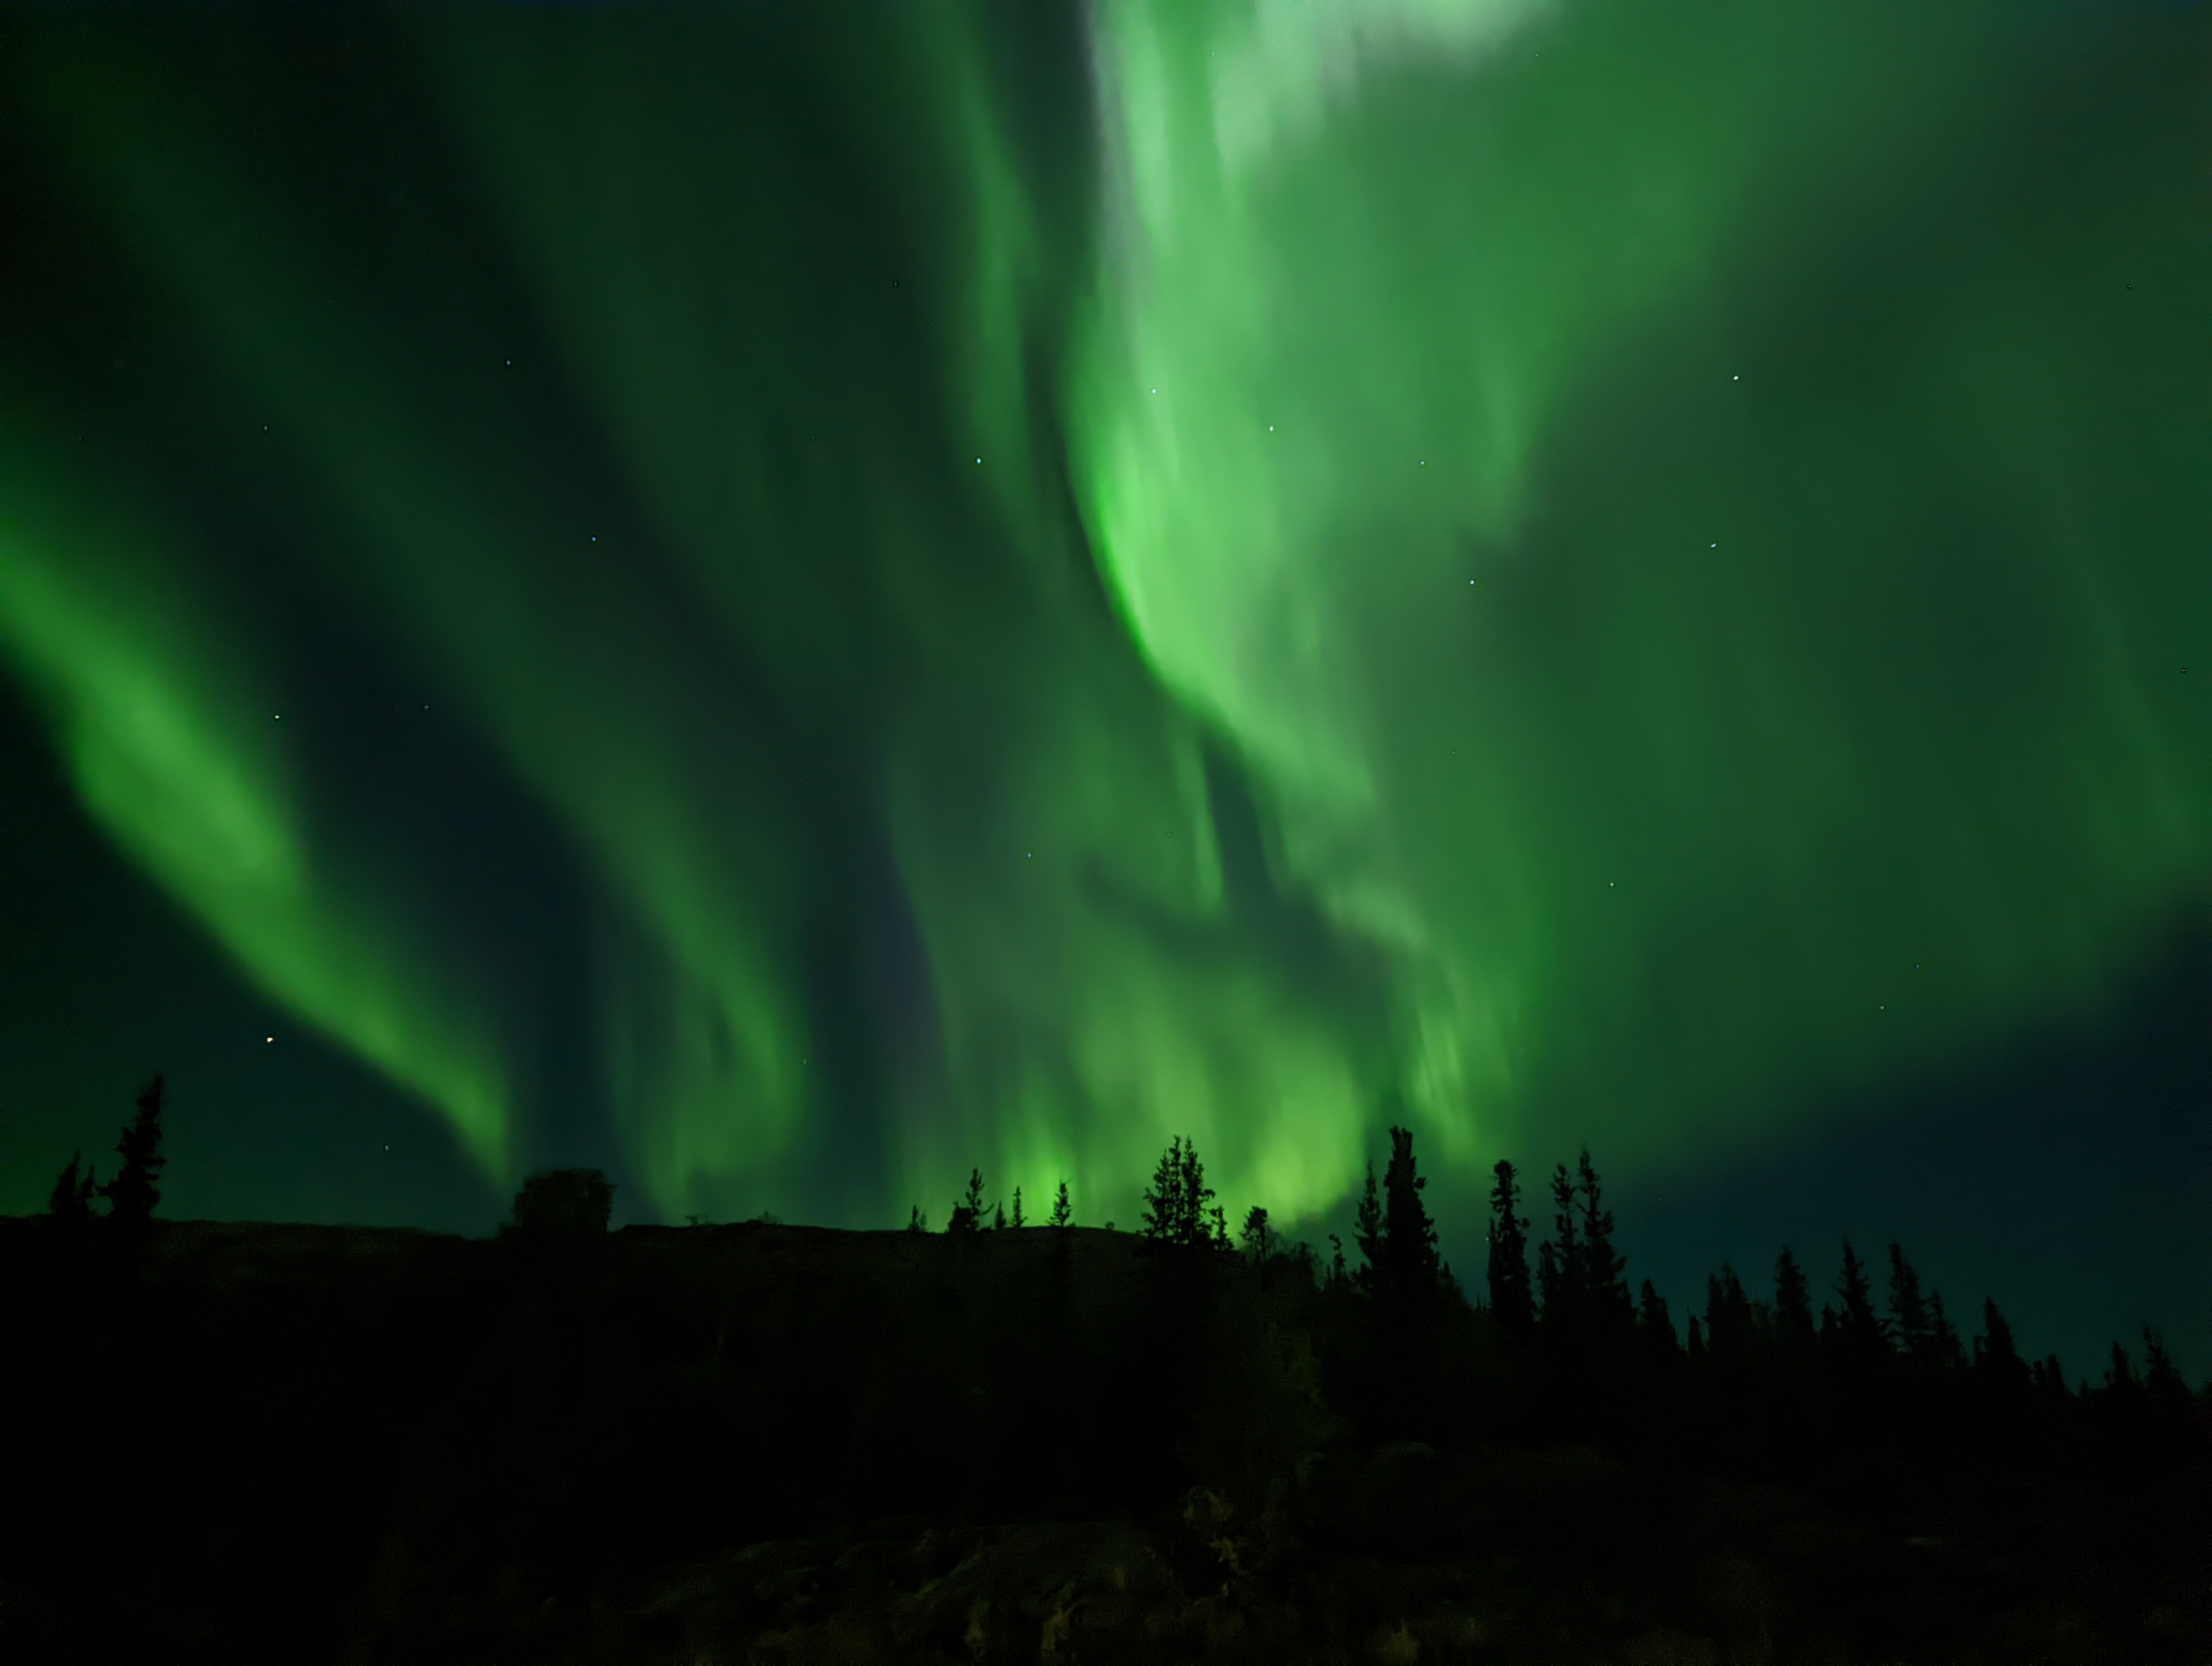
<box><xmin>1486</xmin><ymin>1159</ymin><xmax>1534</xmax><ymax>1331</ymax></box>
<box><xmin>1328</xmin><ymin>1233</ymin><xmax>1348</xmax><ymax>1289</ymax></box>
<box><xmin>1535</xmin><ymin>1161</ymin><xmax>1581</xmax><ymax>1332</ymax></box>
<box><xmin>1637</xmin><ymin>1279</ymin><xmax>1677</xmax><ymax>1353</ymax></box>
<box><xmin>1886</xmin><ymin>1243</ymin><xmax>1935</xmax><ymax>1361</ymax></box>
<box><xmin>1704</xmin><ymin>1266</ymin><xmax>1757</xmax><ymax>1360</ymax></box>
<box><xmin>1973</xmin><ymin>1297</ymin><xmax>2029</xmax><ymax>1392</ymax></box>
<box><xmin>1773</xmin><ymin>1246</ymin><xmax>1815</xmax><ymax>1344</ymax></box>
<box><xmin>1829</xmin><ymin>1238</ymin><xmax>1885</xmax><ymax>1363</ymax></box>
<box><xmin>1048</xmin><ymin>1180</ymin><xmax>1073</xmax><ymax>1228</ymax></box>
<box><xmin>1573</xmin><ymin>1148</ymin><xmax>1630</xmax><ymax>1335</ymax></box>
<box><xmin>1928</xmin><ymin>1290</ymin><xmax>1963</xmax><ymax>1369</ymax></box>
<box><xmin>2104</xmin><ymin>1339</ymin><xmax>2140</xmax><ymax>1394</ymax></box>
<box><xmin>908</xmin><ymin>1204</ymin><xmax>928</xmax><ymax>1233</ymax></box>
<box><xmin>47</xmin><ymin>1150</ymin><xmax>98</xmax><ymax>1226</ymax></box>
<box><xmin>1142</xmin><ymin>1137</ymin><xmax>1186</xmax><ymax>1241</ymax></box>
<box><xmin>948</xmin><ymin>1167</ymin><xmax>987</xmax><ymax>1233</ymax></box>
<box><xmin>1686</xmin><ymin>1315</ymin><xmax>1705</xmax><ymax>1362</ymax></box>
<box><xmin>993</xmin><ymin>1202</ymin><xmax>1006</xmax><ymax>1229</ymax></box>
<box><xmin>1010</xmin><ymin>1186</ymin><xmax>1024</xmax><ymax>1229</ymax></box>
<box><xmin>2029</xmin><ymin>1354</ymin><xmax>2068</xmax><ymax>1401</ymax></box>
<box><xmin>1142</xmin><ymin>1136</ymin><xmax>1218</xmax><ymax>1247</ymax></box>
<box><xmin>102</xmin><ymin>1074</ymin><xmax>167</xmax><ymax>1235</ymax></box>
<box><xmin>1352</xmin><ymin>1160</ymin><xmax>1384</xmax><ymax>1294</ymax></box>
<box><xmin>1241</xmin><ymin>1206</ymin><xmax>1274</xmax><ymax>1263</ymax></box>
<box><xmin>1377</xmin><ymin>1125</ymin><xmax>1443</xmax><ymax>1303</ymax></box>
<box><xmin>1208</xmin><ymin>1202</ymin><xmax>1230</xmax><ymax>1250</ymax></box>
<box><xmin>2141</xmin><ymin>1325</ymin><xmax>2191</xmax><ymax>1413</ymax></box>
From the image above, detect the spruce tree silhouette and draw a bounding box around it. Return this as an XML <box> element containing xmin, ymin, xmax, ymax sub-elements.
<box><xmin>1827</xmin><ymin>1239</ymin><xmax>1887</xmax><ymax>1368</ymax></box>
<box><xmin>1352</xmin><ymin>1159</ymin><xmax>1384</xmax><ymax>1296</ymax></box>
<box><xmin>101</xmin><ymin>1074</ymin><xmax>166</xmax><ymax>1232</ymax></box>
<box><xmin>2029</xmin><ymin>1353</ymin><xmax>2069</xmax><ymax>1402</ymax></box>
<box><xmin>1972</xmin><ymin>1297</ymin><xmax>2030</xmax><ymax>1394</ymax></box>
<box><xmin>1047</xmin><ymin>1180</ymin><xmax>1072</xmax><ymax>1228</ymax></box>
<box><xmin>1240</xmin><ymin>1206</ymin><xmax>1274</xmax><ymax>1264</ymax></box>
<box><xmin>1886</xmin><ymin>1243</ymin><xmax>1936</xmax><ymax>1362</ymax></box>
<box><xmin>1376</xmin><ymin>1125</ymin><xmax>1443</xmax><ymax>1304</ymax></box>
<box><xmin>1140</xmin><ymin>1136</ymin><xmax>1219</xmax><ymax>1248</ymax></box>
<box><xmin>1773</xmin><ymin>1247</ymin><xmax>1816</xmax><ymax>1346</ymax></box>
<box><xmin>1928</xmin><ymin>1291</ymin><xmax>1964</xmax><ymax>1369</ymax></box>
<box><xmin>1009</xmin><ymin>1186</ymin><xmax>1024</xmax><ymax>1229</ymax></box>
<box><xmin>95</xmin><ymin>1074</ymin><xmax>166</xmax><ymax>1286</ymax></box>
<box><xmin>43</xmin><ymin>1149</ymin><xmax>100</xmax><ymax>1290</ymax></box>
<box><xmin>2140</xmin><ymin>1325</ymin><xmax>2192</xmax><ymax>1417</ymax></box>
<box><xmin>1572</xmin><ymin>1149</ymin><xmax>1631</xmax><ymax>1337</ymax></box>
<box><xmin>1142</xmin><ymin>1139</ymin><xmax>1185</xmax><ymax>1241</ymax></box>
<box><xmin>1485</xmin><ymin>1159</ymin><xmax>1534</xmax><ymax>1331</ymax></box>
<box><xmin>1703</xmin><ymin>1266</ymin><xmax>1758</xmax><ymax>1362</ymax></box>
<box><xmin>993</xmin><ymin>1202</ymin><xmax>1006</xmax><ymax>1229</ymax></box>
<box><xmin>1535</xmin><ymin>1162</ymin><xmax>1582</xmax><ymax>1336</ymax></box>
<box><xmin>1637</xmin><ymin>1279</ymin><xmax>1677</xmax><ymax>1354</ymax></box>
<box><xmin>1686</xmin><ymin>1315</ymin><xmax>1706</xmax><ymax>1363</ymax></box>
<box><xmin>908</xmin><ymin>1204</ymin><xmax>928</xmax><ymax>1232</ymax></box>
<box><xmin>2104</xmin><ymin>1339</ymin><xmax>2141</xmax><ymax>1395</ymax></box>
<box><xmin>948</xmin><ymin>1168</ymin><xmax>987</xmax><ymax>1233</ymax></box>
<box><xmin>46</xmin><ymin>1149</ymin><xmax>99</xmax><ymax>1227</ymax></box>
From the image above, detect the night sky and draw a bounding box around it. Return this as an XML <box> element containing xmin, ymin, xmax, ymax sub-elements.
<box><xmin>1</xmin><ymin>2</ymin><xmax>2205</xmax><ymax>1382</ymax></box>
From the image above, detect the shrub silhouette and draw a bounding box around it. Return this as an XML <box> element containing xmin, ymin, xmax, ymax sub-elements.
<box><xmin>505</xmin><ymin>1169</ymin><xmax>614</xmax><ymax>1240</ymax></box>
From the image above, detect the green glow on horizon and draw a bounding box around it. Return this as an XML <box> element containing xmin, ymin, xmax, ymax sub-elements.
<box><xmin>0</xmin><ymin>1</ymin><xmax>2202</xmax><ymax>1229</ymax></box>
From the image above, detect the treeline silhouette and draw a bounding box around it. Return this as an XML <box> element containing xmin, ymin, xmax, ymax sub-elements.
<box><xmin>7</xmin><ymin>1087</ymin><xmax>2209</xmax><ymax>1663</ymax></box>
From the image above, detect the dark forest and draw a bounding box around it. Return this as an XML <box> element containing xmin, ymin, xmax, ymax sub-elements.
<box><xmin>7</xmin><ymin>1078</ymin><xmax>2207</xmax><ymax>1663</ymax></box>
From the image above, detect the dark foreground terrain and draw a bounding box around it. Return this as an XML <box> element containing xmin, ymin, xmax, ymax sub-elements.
<box><xmin>3</xmin><ymin>1213</ymin><xmax>2206</xmax><ymax>1663</ymax></box>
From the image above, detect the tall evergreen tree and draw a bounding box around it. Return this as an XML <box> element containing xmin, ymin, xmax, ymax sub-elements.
<box><xmin>907</xmin><ymin>1204</ymin><xmax>928</xmax><ymax>1233</ymax></box>
<box><xmin>2141</xmin><ymin>1325</ymin><xmax>2192</xmax><ymax>1413</ymax></box>
<box><xmin>1773</xmin><ymin>1246</ymin><xmax>1816</xmax><ymax>1345</ymax></box>
<box><xmin>2028</xmin><ymin>1354</ymin><xmax>2068</xmax><ymax>1401</ymax></box>
<box><xmin>1703</xmin><ymin>1265</ymin><xmax>1757</xmax><ymax>1360</ymax></box>
<box><xmin>1241</xmin><ymin>1206</ymin><xmax>1274</xmax><ymax>1264</ymax></box>
<box><xmin>2104</xmin><ymin>1339</ymin><xmax>2140</xmax><ymax>1395</ymax></box>
<box><xmin>1486</xmin><ymin>1159</ymin><xmax>1534</xmax><ymax>1331</ymax></box>
<box><xmin>102</xmin><ymin>1074</ymin><xmax>166</xmax><ymax>1234</ymax></box>
<box><xmin>1573</xmin><ymin>1148</ymin><xmax>1630</xmax><ymax>1335</ymax></box>
<box><xmin>1535</xmin><ymin>1162</ymin><xmax>1582</xmax><ymax>1332</ymax></box>
<box><xmin>47</xmin><ymin>1150</ymin><xmax>98</xmax><ymax>1226</ymax></box>
<box><xmin>1637</xmin><ymin>1279</ymin><xmax>1678</xmax><ymax>1355</ymax></box>
<box><xmin>1141</xmin><ymin>1136</ymin><xmax>1218</xmax><ymax>1248</ymax></box>
<box><xmin>1886</xmin><ymin>1243</ymin><xmax>1935</xmax><ymax>1361</ymax></box>
<box><xmin>1010</xmin><ymin>1186</ymin><xmax>1024</xmax><ymax>1229</ymax></box>
<box><xmin>1928</xmin><ymin>1291</ymin><xmax>1963</xmax><ymax>1369</ymax></box>
<box><xmin>949</xmin><ymin>1167</ymin><xmax>988</xmax><ymax>1233</ymax></box>
<box><xmin>992</xmin><ymin>1202</ymin><xmax>1007</xmax><ymax>1229</ymax></box>
<box><xmin>1352</xmin><ymin>1160</ymin><xmax>1384</xmax><ymax>1294</ymax></box>
<box><xmin>1142</xmin><ymin>1138</ymin><xmax>1186</xmax><ymax>1241</ymax></box>
<box><xmin>1829</xmin><ymin>1238</ymin><xmax>1885</xmax><ymax>1362</ymax></box>
<box><xmin>1973</xmin><ymin>1297</ymin><xmax>2029</xmax><ymax>1392</ymax></box>
<box><xmin>1377</xmin><ymin>1125</ymin><xmax>1443</xmax><ymax>1303</ymax></box>
<box><xmin>1047</xmin><ymin>1179</ymin><xmax>1073</xmax><ymax>1228</ymax></box>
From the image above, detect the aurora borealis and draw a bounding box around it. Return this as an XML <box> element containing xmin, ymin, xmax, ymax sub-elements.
<box><xmin>1</xmin><ymin>3</ymin><xmax>2205</xmax><ymax>1369</ymax></box>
